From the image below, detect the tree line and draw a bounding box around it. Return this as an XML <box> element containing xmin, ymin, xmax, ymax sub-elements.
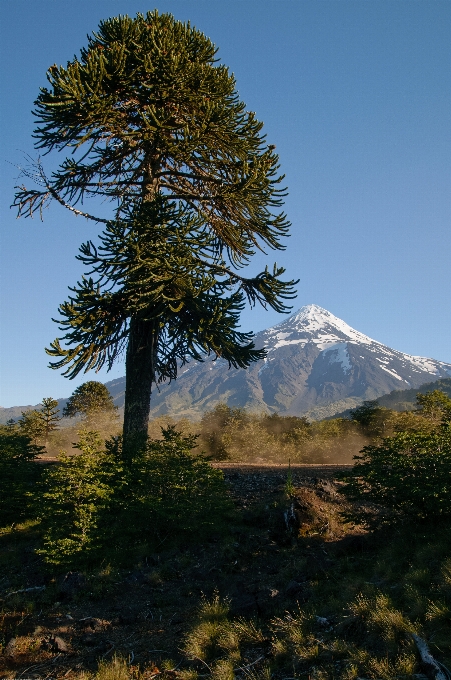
<box><xmin>1</xmin><ymin>385</ymin><xmax>450</xmax><ymax>567</ymax></box>
<box><xmin>9</xmin><ymin>381</ymin><xmax>451</xmax><ymax>465</ymax></box>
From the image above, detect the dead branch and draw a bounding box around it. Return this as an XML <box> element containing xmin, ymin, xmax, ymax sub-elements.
<box><xmin>235</xmin><ymin>655</ymin><xmax>265</xmax><ymax>673</ymax></box>
<box><xmin>5</xmin><ymin>585</ymin><xmax>46</xmax><ymax>598</ymax></box>
<box><xmin>412</xmin><ymin>634</ymin><xmax>451</xmax><ymax>680</ymax></box>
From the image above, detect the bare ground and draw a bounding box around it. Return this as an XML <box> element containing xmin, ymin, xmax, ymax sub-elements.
<box><xmin>1</xmin><ymin>465</ymin><xmax>363</xmax><ymax>679</ymax></box>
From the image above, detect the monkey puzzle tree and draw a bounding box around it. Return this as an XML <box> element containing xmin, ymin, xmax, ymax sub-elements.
<box><xmin>63</xmin><ymin>381</ymin><xmax>117</xmax><ymax>426</ymax></box>
<box><xmin>14</xmin><ymin>11</ymin><xmax>296</xmax><ymax>451</ymax></box>
<box><xmin>40</xmin><ymin>397</ymin><xmax>61</xmax><ymax>447</ymax></box>
<box><xmin>18</xmin><ymin>398</ymin><xmax>60</xmax><ymax>447</ymax></box>
<box><xmin>18</xmin><ymin>409</ymin><xmax>47</xmax><ymax>445</ymax></box>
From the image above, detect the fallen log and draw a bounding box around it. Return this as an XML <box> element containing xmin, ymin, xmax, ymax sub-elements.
<box><xmin>5</xmin><ymin>585</ymin><xmax>46</xmax><ymax>598</ymax></box>
<box><xmin>412</xmin><ymin>634</ymin><xmax>451</xmax><ymax>680</ymax></box>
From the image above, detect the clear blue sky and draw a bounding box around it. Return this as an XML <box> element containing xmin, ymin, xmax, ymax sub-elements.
<box><xmin>1</xmin><ymin>0</ymin><xmax>450</xmax><ymax>407</ymax></box>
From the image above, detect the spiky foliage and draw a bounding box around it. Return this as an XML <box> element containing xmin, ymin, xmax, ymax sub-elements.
<box><xmin>17</xmin><ymin>398</ymin><xmax>60</xmax><ymax>447</ymax></box>
<box><xmin>37</xmin><ymin>427</ymin><xmax>231</xmax><ymax>567</ymax></box>
<box><xmin>13</xmin><ymin>11</ymin><xmax>296</xmax><ymax>444</ymax></box>
<box><xmin>18</xmin><ymin>409</ymin><xmax>47</xmax><ymax>445</ymax></box>
<box><xmin>0</xmin><ymin>428</ymin><xmax>43</xmax><ymax>526</ymax></box>
<box><xmin>46</xmin><ymin>200</ymin><xmax>291</xmax><ymax>379</ymax></box>
<box><xmin>342</xmin><ymin>427</ymin><xmax>451</xmax><ymax>526</ymax></box>
<box><xmin>40</xmin><ymin>397</ymin><xmax>61</xmax><ymax>445</ymax></box>
<box><xmin>63</xmin><ymin>381</ymin><xmax>117</xmax><ymax>420</ymax></box>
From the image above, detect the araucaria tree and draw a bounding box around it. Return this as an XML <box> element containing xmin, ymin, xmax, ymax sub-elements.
<box><xmin>63</xmin><ymin>381</ymin><xmax>117</xmax><ymax>424</ymax></box>
<box><xmin>14</xmin><ymin>12</ymin><xmax>296</xmax><ymax>450</ymax></box>
<box><xmin>18</xmin><ymin>397</ymin><xmax>60</xmax><ymax>447</ymax></box>
<box><xmin>40</xmin><ymin>397</ymin><xmax>61</xmax><ymax>447</ymax></box>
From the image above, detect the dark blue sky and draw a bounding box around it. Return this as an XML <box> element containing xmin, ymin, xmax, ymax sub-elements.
<box><xmin>1</xmin><ymin>1</ymin><xmax>450</xmax><ymax>406</ymax></box>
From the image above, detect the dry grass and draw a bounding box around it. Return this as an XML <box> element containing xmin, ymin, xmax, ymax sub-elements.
<box><xmin>1</xmin><ymin>468</ymin><xmax>450</xmax><ymax>680</ymax></box>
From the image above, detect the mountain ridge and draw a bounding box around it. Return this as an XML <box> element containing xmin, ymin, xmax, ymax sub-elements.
<box><xmin>2</xmin><ymin>305</ymin><xmax>450</xmax><ymax>423</ymax></box>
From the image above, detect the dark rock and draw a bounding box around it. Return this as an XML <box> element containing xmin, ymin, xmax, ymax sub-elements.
<box><xmin>80</xmin><ymin>617</ymin><xmax>104</xmax><ymax>632</ymax></box>
<box><xmin>285</xmin><ymin>580</ymin><xmax>312</xmax><ymax>603</ymax></box>
<box><xmin>51</xmin><ymin>635</ymin><xmax>68</xmax><ymax>653</ymax></box>
<box><xmin>41</xmin><ymin>635</ymin><xmax>68</xmax><ymax>653</ymax></box>
<box><xmin>80</xmin><ymin>634</ymin><xmax>97</xmax><ymax>646</ymax></box>
<box><xmin>230</xmin><ymin>593</ymin><xmax>258</xmax><ymax>617</ymax></box>
<box><xmin>285</xmin><ymin>580</ymin><xmax>303</xmax><ymax>596</ymax></box>
<box><xmin>4</xmin><ymin>637</ymin><xmax>17</xmax><ymax>656</ymax></box>
<box><xmin>315</xmin><ymin>616</ymin><xmax>330</xmax><ymax>627</ymax></box>
<box><xmin>319</xmin><ymin>481</ymin><xmax>336</xmax><ymax>496</ymax></box>
<box><xmin>58</xmin><ymin>571</ymin><xmax>86</xmax><ymax>599</ymax></box>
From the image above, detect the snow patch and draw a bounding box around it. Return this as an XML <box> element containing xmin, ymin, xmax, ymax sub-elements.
<box><xmin>271</xmin><ymin>338</ymin><xmax>303</xmax><ymax>350</ymax></box>
<box><xmin>315</xmin><ymin>335</ymin><xmax>345</xmax><ymax>350</ymax></box>
<box><xmin>380</xmin><ymin>366</ymin><xmax>404</xmax><ymax>381</ymax></box>
<box><xmin>258</xmin><ymin>360</ymin><xmax>269</xmax><ymax>376</ymax></box>
<box><xmin>322</xmin><ymin>342</ymin><xmax>352</xmax><ymax>373</ymax></box>
<box><xmin>408</xmin><ymin>356</ymin><xmax>442</xmax><ymax>375</ymax></box>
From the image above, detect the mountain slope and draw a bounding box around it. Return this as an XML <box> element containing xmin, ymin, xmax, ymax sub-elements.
<box><xmin>3</xmin><ymin>305</ymin><xmax>450</xmax><ymax>423</ymax></box>
<box><xmin>103</xmin><ymin>304</ymin><xmax>451</xmax><ymax>420</ymax></box>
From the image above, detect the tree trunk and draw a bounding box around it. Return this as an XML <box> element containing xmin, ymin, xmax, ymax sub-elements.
<box><xmin>123</xmin><ymin>316</ymin><xmax>159</xmax><ymax>455</ymax></box>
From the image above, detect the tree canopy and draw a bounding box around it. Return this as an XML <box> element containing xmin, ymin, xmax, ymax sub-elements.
<box><xmin>17</xmin><ymin>397</ymin><xmax>60</xmax><ymax>446</ymax></box>
<box><xmin>63</xmin><ymin>381</ymin><xmax>117</xmax><ymax>422</ymax></box>
<box><xmin>13</xmin><ymin>11</ymin><xmax>297</xmax><ymax>445</ymax></box>
<box><xmin>416</xmin><ymin>389</ymin><xmax>451</xmax><ymax>424</ymax></box>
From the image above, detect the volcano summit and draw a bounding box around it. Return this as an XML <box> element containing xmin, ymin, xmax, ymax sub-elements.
<box><xmin>103</xmin><ymin>304</ymin><xmax>451</xmax><ymax>420</ymax></box>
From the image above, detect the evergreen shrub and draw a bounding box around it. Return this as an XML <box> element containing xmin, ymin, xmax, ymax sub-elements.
<box><xmin>0</xmin><ymin>429</ymin><xmax>43</xmax><ymax>527</ymax></box>
<box><xmin>38</xmin><ymin>427</ymin><xmax>231</xmax><ymax>567</ymax></box>
<box><xmin>37</xmin><ymin>430</ymin><xmax>117</xmax><ymax>566</ymax></box>
<box><xmin>341</xmin><ymin>427</ymin><xmax>451</xmax><ymax>527</ymax></box>
<box><xmin>116</xmin><ymin>426</ymin><xmax>232</xmax><ymax>545</ymax></box>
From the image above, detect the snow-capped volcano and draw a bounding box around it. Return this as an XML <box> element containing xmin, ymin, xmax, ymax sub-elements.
<box><xmin>263</xmin><ymin>304</ymin><xmax>376</xmax><ymax>348</ymax></box>
<box><xmin>258</xmin><ymin>304</ymin><xmax>448</xmax><ymax>385</ymax></box>
<box><xmin>5</xmin><ymin>304</ymin><xmax>448</xmax><ymax>423</ymax></box>
<box><xmin>100</xmin><ymin>304</ymin><xmax>451</xmax><ymax>420</ymax></box>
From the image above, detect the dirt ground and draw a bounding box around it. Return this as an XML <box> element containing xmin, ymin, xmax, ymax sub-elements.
<box><xmin>1</xmin><ymin>465</ymin><xmax>358</xmax><ymax>679</ymax></box>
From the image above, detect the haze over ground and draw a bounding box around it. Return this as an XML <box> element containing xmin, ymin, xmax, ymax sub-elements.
<box><xmin>1</xmin><ymin>1</ymin><xmax>450</xmax><ymax>406</ymax></box>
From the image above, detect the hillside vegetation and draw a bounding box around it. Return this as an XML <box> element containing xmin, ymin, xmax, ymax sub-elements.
<box><xmin>377</xmin><ymin>377</ymin><xmax>451</xmax><ymax>411</ymax></box>
<box><xmin>1</xmin><ymin>388</ymin><xmax>451</xmax><ymax>679</ymax></box>
<box><xmin>150</xmin><ymin>387</ymin><xmax>450</xmax><ymax>465</ymax></box>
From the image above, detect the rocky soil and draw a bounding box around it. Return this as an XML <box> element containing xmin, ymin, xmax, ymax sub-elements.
<box><xmin>0</xmin><ymin>465</ymin><xmax>359</xmax><ymax>679</ymax></box>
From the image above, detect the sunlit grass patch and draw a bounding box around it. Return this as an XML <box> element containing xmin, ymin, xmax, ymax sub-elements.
<box><xmin>184</xmin><ymin>594</ymin><xmax>266</xmax><ymax>672</ymax></box>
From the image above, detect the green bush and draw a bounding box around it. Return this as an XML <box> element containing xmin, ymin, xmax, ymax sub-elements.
<box><xmin>416</xmin><ymin>389</ymin><xmax>451</xmax><ymax>424</ymax></box>
<box><xmin>341</xmin><ymin>428</ymin><xmax>451</xmax><ymax>526</ymax></box>
<box><xmin>197</xmin><ymin>404</ymin><xmax>366</xmax><ymax>463</ymax></box>
<box><xmin>37</xmin><ymin>429</ymin><xmax>117</xmax><ymax>565</ymax></box>
<box><xmin>0</xmin><ymin>429</ymin><xmax>43</xmax><ymax>527</ymax></box>
<box><xmin>116</xmin><ymin>426</ymin><xmax>232</xmax><ymax>544</ymax></box>
<box><xmin>38</xmin><ymin>427</ymin><xmax>231</xmax><ymax>567</ymax></box>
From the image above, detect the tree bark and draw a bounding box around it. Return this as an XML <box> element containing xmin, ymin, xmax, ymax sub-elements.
<box><xmin>123</xmin><ymin>316</ymin><xmax>159</xmax><ymax>455</ymax></box>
